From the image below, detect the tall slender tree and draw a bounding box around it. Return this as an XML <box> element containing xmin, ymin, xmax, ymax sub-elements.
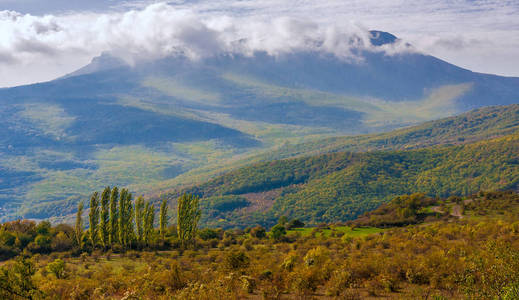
<box><xmin>125</xmin><ymin>192</ymin><xmax>134</xmax><ymax>247</ymax></box>
<box><xmin>159</xmin><ymin>197</ymin><xmax>168</xmax><ymax>243</ymax></box>
<box><xmin>99</xmin><ymin>186</ymin><xmax>110</xmax><ymax>248</ymax></box>
<box><xmin>144</xmin><ymin>202</ymin><xmax>155</xmax><ymax>246</ymax></box>
<box><xmin>177</xmin><ymin>193</ymin><xmax>201</xmax><ymax>248</ymax></box>
<box><xmin>135</xmin><ymin>196</ymin><xmax>145</xmax><ymax>243</ymax></box>
<box><xmin>75</xmin><ymin>201</ymin><xmax>84</xmax><ymax>248</ymax></box>
<box><xmin>117</xmin><ymin>189</ymin><xmax>134</xmax><ymax>248</ymax></box>
<box><xmin>109</xmin><ymin>187</ymin><xmax>119</xmax><ymax>246</ymax></box>
<box><xmin>88</xmin><ymin>192</ymin><xmax>100</xmax><ymax>247</ymax></box>
<box><xmin>118</xmin><ymin>189</ymin><xmax>128</xmax><ymax>247</ymax></box>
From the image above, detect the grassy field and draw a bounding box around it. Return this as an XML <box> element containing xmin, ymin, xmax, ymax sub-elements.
<box><xmin>287</xmin><ymin>226</ymin><xmax>383</xmax><ymax>238</ymax></box>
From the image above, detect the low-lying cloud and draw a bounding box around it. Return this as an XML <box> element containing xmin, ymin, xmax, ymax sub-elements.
<box><xmin>1</xmin><ymin>4</ymin><xmax>409</xmax><ymax>62</ymax></box>
<box><xmin>0</xmin><ymin>3</ymin><xmax>412</xmax><ymax>87</ymax></box>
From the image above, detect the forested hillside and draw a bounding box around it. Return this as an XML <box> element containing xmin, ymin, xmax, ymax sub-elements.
<box><xmin>167</xmin><ymin>104</ymin><xmax>519</xmax><ymax>196</ymax></box>
<box><xmin>179</xmin><ymin>133</ymin><xmax>519</xmax><ymax>227</ymax></box>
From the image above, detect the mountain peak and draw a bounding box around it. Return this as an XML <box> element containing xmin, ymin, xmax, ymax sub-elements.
<box><xmin>62</xmin><ymin>52</ymin><xmax>127</xmax><ymax>79</ymax></box>
<box><xmin>369</xmin><ymin>30</ymin><xmax>398</xmax><ymax>46</ymax></box>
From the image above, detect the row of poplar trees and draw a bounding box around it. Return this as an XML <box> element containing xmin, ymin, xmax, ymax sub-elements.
<box><xmin>74</xmin><ymin>186</ymin><xmax>169</xmax><ymax>250</ymax></box>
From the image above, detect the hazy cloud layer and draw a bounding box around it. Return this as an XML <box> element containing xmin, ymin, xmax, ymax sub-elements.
<box><xmin>0</xmin><ymin>0</ymin><xmax>518</xmax><ymax>87</ymax></box>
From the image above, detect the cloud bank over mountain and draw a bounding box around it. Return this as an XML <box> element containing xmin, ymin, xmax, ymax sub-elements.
<box><xmin>0</xmin><ymin>3</ymin><xmax>412</xmax><ymax>85</ymax></box>
<box><xmin>0</xmin><ymin>0</ymin><xmax>518</xmax><ymax>87</ymax></box>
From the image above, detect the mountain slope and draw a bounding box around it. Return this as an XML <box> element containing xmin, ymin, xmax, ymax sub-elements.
<box><xmin>164</xmin><ymin>104</ymin><xmax>519</xmax><ymax>190</ymax></box>
<box><xmin>180</xmin><ymin>133</ymin><xmax>519</xmax><ymax>228</ymax></box>
<box><xmin>254</xmin><ymin>104</ymin><xmax>519</xmax><ymax>160</ymax></box>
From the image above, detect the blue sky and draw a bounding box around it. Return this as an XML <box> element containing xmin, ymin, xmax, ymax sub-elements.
<box><xmin>0</xmin><ymin>0</ymin><xmax>518</xmax><ymax>87</ymax></box>
<box><xmin>0</xmin><ymin>0</ymin><xmax>122</xmax><ymax>14</ymax></box>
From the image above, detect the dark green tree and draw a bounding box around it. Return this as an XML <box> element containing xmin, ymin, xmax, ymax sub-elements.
<box><xmin>177</xmin><ymin>193</ymin><xmax>201</xmax><ymax>248</ymax></box>
<box><xmin>270</xmin><ymin>224</ymin><xmax>286</xmax><ymax>241</ymax></box>
<box><xmin>118</xmin><ymin>189</ymin><xmax>128</xmax><ymax>247</ymax></box>
<box><xmin>109</xmin><ymin>187</ymin><xmax>119</xmax><ymax>246</ymax></box>
<box><xmin>99</xmin><ymin>186</ymin><xmax>110</xmax><ymax>248</ymax></box>
<box><xmin>144</xmin><ymin>203</ymin><xmax>155</xmax><ymax>246</ymax></box>
<box><xmin>135</xmin><ymin>196</ymin><xmax>145</xmax><ymax>243</ymax></box>
<box><xmin>125</xmin><ymin>192</ymin><xmax>134</xmax><ymax>247</ymax></box>
<box><xmin>117</xmin><ymin>189</ymin><xmax>134</xmax><ymax>248</ymax></box>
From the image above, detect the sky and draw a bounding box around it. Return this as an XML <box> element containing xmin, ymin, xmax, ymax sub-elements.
<box><xmin>0</xmin><ymin>0</ymin><xmax>518</xmax><ymax>88</ymax></box>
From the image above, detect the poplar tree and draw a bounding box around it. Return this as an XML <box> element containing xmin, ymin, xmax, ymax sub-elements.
<box><xmin>177</xmin><ymin>193</ymin><xmax>201</xmax><ymax>248</ymax></box>
<box><xmin>144</xmin><ymin>203</ymin><xmax>155</xmax><ymax>246</ymax></box>
<box><xmin>118</xmin><ymin>189</ymin><xmax>128</xmax><ymax>247</ymax></box>
<box><xmin>109</xmin><ymin>187</ymin><xmax>119</xmax><ymax>246</ymax></box>
<box><xmin>142</xmin><ymin>201</ymin><xmax>150</xmax><ymax>244</ymax></box>
<box><xmin>88</xmin><ymin>192</ymin><xmax>100</xmax><ymax>247</ymax></box>
<box><xmin>159</xmin><ymin>197</ymin><xmax>168</xmax><ymax>243</ymax></box>
<box><xmin>99</xmin><ymin>186</ymin><xmax>110</xmax><ymax>248</ymax></box>
<box><xmin>118</xmin><ymin>189</ymin><xmax>134</xmax><ymax>248</ymax></box>
<box><xmin>75</xmin><ymin>201</ymin><xmax>84</xmax><ymax>248</ymax></box>
<box><xmin>135</xmin><ymin>196</ymin><xmax>145</xmax><ymax>243</ymax></box>
<box><xmin>125</xmin><ymin>192</ymin><xmax>134</xmax><ymax>247</ymax></box>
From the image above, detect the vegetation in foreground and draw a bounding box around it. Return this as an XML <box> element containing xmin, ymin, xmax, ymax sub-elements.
<box><xmin>0</xmin><ymin>190</ymin><xmax>518</xmax><ymax>299</ymax></box>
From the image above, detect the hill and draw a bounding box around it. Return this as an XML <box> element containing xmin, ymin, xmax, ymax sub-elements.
<box><xmin>156</xmin><ymin>104</ymin><xmax>519</xmax><ymax>203</ymax></box>
<box><xmin>253</xmin><ymin>104</ymin><xmax>519</xmax><ymax>160</ymax></box>
<box><xmin>351</xmin><ymin>190</ymin><xmax>519</xmax><ymax>228</ymax></box>
<box><xmin>178</xmin><ymin>133</ymin><xmax>519</xmax><ymax>228</ymax></box>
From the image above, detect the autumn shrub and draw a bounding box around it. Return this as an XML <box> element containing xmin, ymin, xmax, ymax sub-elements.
<box><xmin>281</xmin><ymin>252</ymin><xmax>298</xmax><ymax>271</ymax></box>
<box><xmin>250</xmin><ymin>226</ymin><xmax>267</xmax><ymax>239</ymax></box>
<box><xmin>291</xmin><ymin>268</ymin><xmax>321</xmax><ymax>296</ymax></box>
<box><xmin>224</xmin><ymin>250</ymin><xmax>250</xmax><ymax>271</ymax></box>
<box><xmin>326</xmin><ymin>269</ymin><xmax>355</xmax><ymax>296</ymax></box>
<box><xmin>303</xmin><ymin>246</ymin><xmax>329</xmax><ymax>267</ymax></box>
<box><xmin>47</xmin><ymin>258</ymin><xmax>66</xmax><ymax>279</ymax></box>
<box><xmin>242</xmin><ymin>238</ymin><xmax>253</xmax><ymax>251</ymax></box>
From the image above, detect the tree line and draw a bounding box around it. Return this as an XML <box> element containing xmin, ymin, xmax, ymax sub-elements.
<box><xmin>75</xmin><ymin>186</ymin><xmax>200</xmax><ymax>250</ymax></box>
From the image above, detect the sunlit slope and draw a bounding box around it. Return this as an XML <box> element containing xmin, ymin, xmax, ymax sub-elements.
<box><xmin>158</xmin><ymin>104</ymin><xmax>519</xmax><ymax>191</ymax></box>
<box><xmin>254</xmin><ymin>104</ymin><xmax>519</xmax><ymax>160</ymax></box>
<box><xmin>178</xmin><ymin>133</ymin><xmax>519</xmax><ymax>228</ymax></box>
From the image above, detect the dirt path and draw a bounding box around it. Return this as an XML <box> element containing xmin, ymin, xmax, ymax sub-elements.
<box><xmin>451</xmin><ymin>204</ymin><xmax>463</xmax><ymax>218</ymax></box>
<box><xmin>430</xmin><ymin>205</ymin><xmax>463</xmax><ymax>218</ymax></box>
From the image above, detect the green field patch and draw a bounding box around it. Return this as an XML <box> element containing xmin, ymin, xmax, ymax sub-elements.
<box><xmin>287</xmin><ymin>226</ymin><xmax>383</xmax><ymax>238</ymax></box>
<box><xmin>19</xmin><ymin>103</ymin><xmax>75</xmax><ymax>140</ymax></box>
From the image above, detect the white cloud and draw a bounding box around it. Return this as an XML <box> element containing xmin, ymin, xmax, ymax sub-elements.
<box><xmin>0</xmin><ymin>0</ymin><xmax>518</xmax><ymax>87</ymax></box>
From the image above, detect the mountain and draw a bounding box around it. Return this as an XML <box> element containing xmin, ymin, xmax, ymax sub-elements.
<box><xmin>178</xmin><ymin>132</ymin><xmax>519</xmax><ymax>228</ymax></box>
<box><xmin>0</xmin><ymin>30</ymin><xmax>518</xmax><ymax>221</ymax></box>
